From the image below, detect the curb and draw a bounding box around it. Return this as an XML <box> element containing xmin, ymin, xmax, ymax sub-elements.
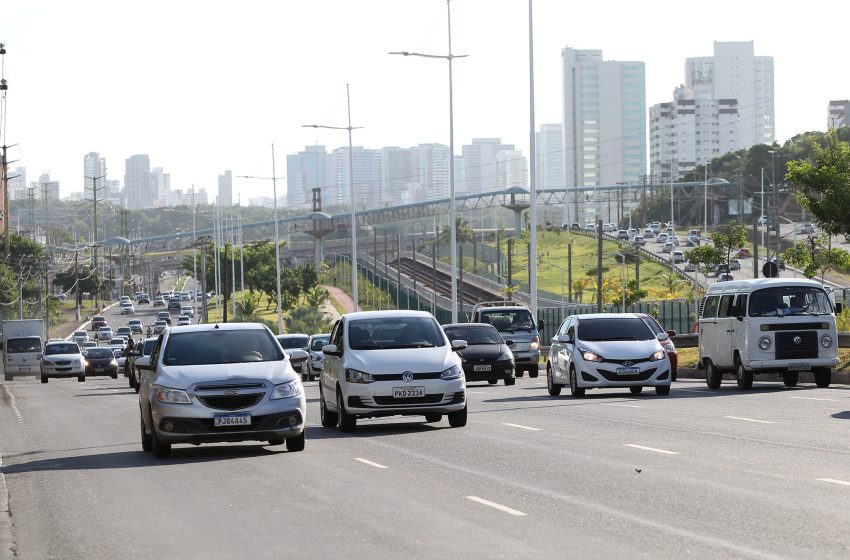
<box><xmin>677</xmin><ymin>367</ymin><xmax>850</xmax><ymax>386</ymax></box>
<box><xmin>62</xmin><ymin>301</ymin><xmax>122</xmax><ymax>341</ymax></box>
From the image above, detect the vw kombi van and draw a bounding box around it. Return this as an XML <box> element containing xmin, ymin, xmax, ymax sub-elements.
<box><xmin>698</xmin><ymin>278</ymin><xmax>839</xmax><ymax>390</ymax></box>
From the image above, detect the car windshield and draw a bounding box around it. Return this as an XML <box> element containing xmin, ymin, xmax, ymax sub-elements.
<box><xmin>348</xmin><ymin>317</ymin><xmax>446</xmax><ymax>350</ymax></box>
<box><xmin>479</xmin><ymin>309</ymin><xmax>534</xmax><ymax>331</ymax></box>
<box><xmin>45</xmin><ymin>343</ymin><xmax>79</xmax><ymax>355</ymax></box>
<box><xmin>86</xmin><ymin>348</ymin><xmax>114</xmax><ymax>358</ymax></box>
<box><xmin>74</xmin><ymin>331</ymin><xmax>86</xmax><ymax>337</ymax></box>
<box><xmin>163</xmin><ymin>330</ymin><xmax>284</xmax><ymax>365</ymax></box>
<box><xmin>310</xmin><ymin>337</ymin><xmax>329</xmax><ymax>351</ymax></box>
<box><xmin>6</xmin><ymin>338</ymin><xmax>42</xmax><ymax>353</ymax></box>
<box><xmin>578</xmin><ymin>318</ymin><xmax>654</xmax><ymax>342</ymax></box>
<box><xmin>142</xmin><ymin>339</ymin><xmax>157</xmax><ymax>355</ymax></box>
<box><xmin>749</xmin><ymin>286</ymin><xmax>833</xmax><ymax>317</ymax></box>
<box><xmin>277</xmin><ymin>336</ymin><xmax>309</xmax><ymax>349</ymax></box>
<box><xmin>444</xmin><ymin>325</ymin><xmax>503</xmax><ymax>345</ymax></box>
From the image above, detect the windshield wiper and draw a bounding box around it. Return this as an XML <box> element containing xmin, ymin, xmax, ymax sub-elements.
<box><xmin>401</xmin><ymin>342</ymin><xmax>436</xmax><ymax>348</ymax></box>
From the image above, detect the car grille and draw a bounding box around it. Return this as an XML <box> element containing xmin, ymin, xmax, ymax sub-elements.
<box><xmin>602</xmin><ymin>358</ymin><xmax>649</xmax><ymax>366</ymax></box>
<box><xmin>371</xmin><ymin>372</ymin><xmax>442</xmax><ymax>381</ymax></box>
<box><xmin>776</xmin><ymin>331</ymin><xmax>818</xmax><ymax>360</ymax></box>
<box><xmin>198</xmin><ymin>394</ymin><xmax>264</xmax><ymax>411</ymax></box>
<box><xmin>596</xmin><ymin>368</ymin><xmax>657</xmax><ymax>382</ymax></box>
<box><xmin>372</xmin><ymin>394</ymin><xmax>444</xmax><ymax>405</ymax></box>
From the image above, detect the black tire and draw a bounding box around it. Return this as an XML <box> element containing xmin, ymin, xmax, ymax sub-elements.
<box><xmin>671</xmin><ymin>370</ymin><xmax>677</xmax><ymax>382</ymax></box>
<box><xmin>319</xmin><ymin>387</ymin><xmax>337</xmax><ymax>428</ymax></box>
<box><xmin>814</xmin><ymin>367</ymin><xmax>832</xmax><ymax>388</ymax></box>
<box><xmin>448</xmin><ymin>404</ymin><xmax>467</xmax><ymax>428</ymax></box>
<box><xmin>569</xmin><ymin>367</ymin><xmax>585</xmax><ymax>397</ymax></box>
<box><xmin>655</xmin><ymin>385</ymin><xmax>671</xmax><ymax>396</ymax></box>
<box><xmin>128</xmin><ymin>375</ymin><xmax>135</xmax><ymax>389</ymax></box>
<box><xmin>267</xmin><ymin>438</ymin><xmax>285</xmax><ymax>446</ymax></box>
<box><xmin>488</xmin><ymin>379</ymin><xmax>498</xmax><ymax>385</ymax></box>
<box><xmin>286</xmin><ymin>432</ymin><xmax>305</xmax><ymax>452</ymax></box>
<box><xmin>528</xmin><ymin>366</ymin><xmax>539</xmax><ymax>379</ymax></box>
<box><xmin>151</xmin><ymin>427</ymin><xmax>171</xmax><ymax>458</ymax></box>
<box><xmin>111</xmin><ymin>371</ymin><xmax>118</xmax><ymax>380</ymax></box>
<box><xmin>308</xmin><ymin>373</ymin><xmax>315</xmax><ymax>382</ymax></box>
<box><xmin>735</xmin><ymin>359</ymin><xmax>753</xmax><ymax>390</ymax></box>
<box><xmin>336</xmin><ymin>389</ymin><xmax>356</xmax><ymax>432</ymax></box>
<box><xmin>41</xmin><ymin>375</ymin><xmax>47</xmax><ymax>384</ymax></box>
<box><xmin>546</xmin><ymin>364</ymin><xmax>561</xmax><ymax>396</ymax></box>
<box><xmin>516</xmin><ymin>369</ymin><xmax>524</xmax><ymax>378</ymax></box>
<box><xmin>77</xmin><ymin>375</ymin><xmax>85</xmax><ymax>383</ymax></box>
<box><xmin>425</xmin><ymin>413</ymin><xmax>442</xmax><ymax>423</ymax></box>
<box><xmin>140</xmin><ymin>414</ymin><xmax>152</xmax><ymax>452</ymax></box>
<box><xmin>3</xmin><ymin>374</ymin><xmax>11</xmax><ymax>382</ymax></box>
<box><xmin>705</xmin><ymin>360</ymin><xmax>721</xmax><ymax>389</ymax></box>
<box><xmin>630</xmin><ymin>386</ymin><xmax>643</xmax><ymax>395</ymax></box>
<box><xmin>504</xmin><ymin>375</ymin><xmax>516</xmax><ymax>386</ymax></box>
<box><xmin>301</xmin><ymin>373</ymin><xmax>308</xmax><ymax>382</ymax></box>
<box><xmin>783</xmin><ymin>371</ymin><xmax>799</xmax><ymax>387</ymax></box>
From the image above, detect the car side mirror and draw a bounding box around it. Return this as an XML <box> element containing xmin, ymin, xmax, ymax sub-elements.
<box><xmin>451</xmin><ymin>339</ymin><xmax>468</xmax><ymax>352</ymax></box>
<box><xmin>504</xmin><ymin>339</ymin><xmax>516</xmax><ymax>347</ymax></box>
<box><xmin>666</xmin><ymin>330</ymin><xmax>676</xmax><ymax>337</ymax></box>
<box><xmin>322</xmin><ymin>344</ymin><xmax>340</xmax><ymax>356</ymax></box>
<box><xmin>555</xmin><ymin>334</ymin><xmax>571</xmax><ymax>344</ymax></box>
<box><xmin>135</xmin><ymin>356</ymin><xmax>153</xmax><ymax>371</ymax></box>
<box><xmin>836</xmin><ymin>302</ymin><xmax>844</xmax><ymax>314</ymax></box>
<box><xmin>288</xmin><ymin>349</ymin><xmax>309</xmax><ymax>364</ymax></box>
<box><xmin>537</xmin><ymin>319</ymin><xmax>545</xmax><ymax>333</ymax></box>
<box><xmin>656</xmin><ymin>332</ymin><xmax>670</xmax><ymax>342</ymax></box>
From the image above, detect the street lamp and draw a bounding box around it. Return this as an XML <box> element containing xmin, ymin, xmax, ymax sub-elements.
<box><xmin>390</xmin><ymin>0</ymin><xmax>467</xmax><ymax>322</ymax></box>
<box><xmin>303</xmin><ymin>83</ymin><xmax>363</xmax><ymax>312</ymax></box>
<box><xmin>238</xmin><ymin>144</ymin><xmax>284</xmax><ymax>334</ymax></box>
<box><xmin>85</xmin><ymin>174</ymin><xmax>106</xmax><ymax>309</ymax></box>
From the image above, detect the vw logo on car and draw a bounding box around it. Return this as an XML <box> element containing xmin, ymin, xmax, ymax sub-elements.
<box><xmin>402</xmin><ymin>371</ymin><xmax>414</xmax><ymax>382</ymax></box>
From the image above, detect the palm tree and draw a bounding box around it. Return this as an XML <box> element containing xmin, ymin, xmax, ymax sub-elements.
<box><xmin>655</xmin><ymin>272</ymin><xmax>686</xmax><ymax>300</ymax></box>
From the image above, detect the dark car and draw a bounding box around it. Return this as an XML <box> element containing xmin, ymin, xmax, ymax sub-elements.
<box><xmin>127</xmin><ymin>337</ymin><xmax>158</xmax><ymax>392</ymax></box>
<box><xmin>636</xmin><ymin>313</ymin><xmax>678</xmax><ymax>382</ymax></box>
<box><xmin>443</xmin><ymin>323</ymin><xmax>515</xmax><ymax>386</ymax></box>
<box><xmin>91</xmin><ymin>315</ymin><xmax>107</xmax><ymax>331</ymax></box>
<box><xmin>83</xmin><ymin>346</ymin><xmax>119</xmax><ymax>378</ymax></box>
<box><xmin>167</xmin><ymin>297</ymin><xmax>181</xmax><ymax>310</ymax></box>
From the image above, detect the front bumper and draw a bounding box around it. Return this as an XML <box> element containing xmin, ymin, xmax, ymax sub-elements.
<box><xmin>555</xmin><ymin>360</ymin><xmax>671</xmax><ymax>388</ymax></box>
<box><xmin>343</xmin><ymin>378</ymin><xmax>466</xmax><ymax>417</ymax></box>
<box><xmin>745</xmin><ymin>357</ymin><xmax>839</xmax><ymax>370</ymax></box>
<box><xmin>86</xmin><ymin>365</ymin><xmax>118</xmax><ymax>376</ymax></box>
<box><xmin>42</xmin><ymin>365</ymin><xmax>84</xmax><ymax>378</ymax></box>
<box><xmin>461</xmin><ymin>362</ymin><xmax>513</xmax><ymax>381</ymax></box>
<box><xmin>512</xmin><ymin>350</ymin><xmax>540</xmax><ymax>365</ymax></box>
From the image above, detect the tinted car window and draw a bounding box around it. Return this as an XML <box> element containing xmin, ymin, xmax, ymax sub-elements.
<box><xmin>86</xmin><ymin>348</ymin><xmax>114</xmax><ymax>358</ymax></box>
<box><xmin>701</xmin><ymin>296</ymin><xmax>720</xmax><ymax>319</ymax></box>
<box><xmin>6</xmin><ymin>338</ymin><xmax>42</xmax><ymax>353</ymax></box>
<box><xmin>163</xmin><ymin>330</ymin><xmax>284</xmax><ymax>365</ymax></box>
<box><xmin>277</xmin><ymin>336</ymin><xmax>309</xmax><ymax>349</ymax></box>
<box><xmin>718</xmin><ymin>295</ymin><xmax>736</xmax><ymax>318</ymax></box>
<box><xmin>577</xmin><ymin>318</ymin><xmax>654</xmax><ymax>342</ymax></box>
<box><xmin>310</xmin><ymin>337</ymin><xmax>329</xmax><ymax>351</ymax></box>
<box><xmin>444</xmin><ymin>325</ymin><xmax>502</xmax><ymax>344</ymax></box>
<box><xmin>349</xmin><ymin>317</ymin><xmax>445</xmax><ymax>350</ymax></box>
<box><xmin>45</xmin><ymin>343</ymin><xmax>79</xmax><ymax>355</ymax></box>
<box><xmin>479</xmin><ymin>309</ymin><xmax>534</xmax><ymax>330</ymax></box>
<box><xmin>749</xmin><ymin>286</ymin><xmax>832</xmax><ymax>317</ymax></box>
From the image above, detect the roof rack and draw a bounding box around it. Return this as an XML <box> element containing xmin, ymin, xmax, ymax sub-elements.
<box><xmin>471</xmin><ymin>300</ymin><xmax>525</xmax><ymax>312</ymax></box>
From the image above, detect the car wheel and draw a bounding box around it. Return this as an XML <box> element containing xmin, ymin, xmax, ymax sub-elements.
<box><xmin>301</xmin><ymin>373</ymin><xmax>307</xmax><ymax>382</ymax></box>
<box><xmin>814</xmin><ymin>367</ymin><xmax>832</xmax><ymax>388</ymax></box>
<box><xmin>111</xmin><ymin>371</ymin><xmax>118</xmax><ymax>380</ymax></box>
<box><xmin>705</xmin><ymin>360</ymin><xmax>721</xmax><ymax>389</ymax></box>
<box><xmin>151</xmin><ymin>427</ymin><xmax>171</xmax><ymax>458</ymax></box>
<box><xmin>40</xmin><ymin>375</ymin><xmax>47</xmax><ymax>384</ymax></box>
<box><xmin>336</xmin><ymin>389</ymin><xmax>356</xmax><ymax>433</ymax></box>
<box><xmin>488</xmin><ymin>379</ymin><xmax>498</xmax><ymax>385</ymax></box>
<box><xmin>319</xmin><ymin>387</ymin><xmax>337</xmax><ymax>427</ymax></box>
<box><xmin>516</xmin><ymin>369</ymin><xmax>524</xmax><ymax>378</ymax></box>
<box><xmin>285</xmin><ymin>431</ymin><xmax>305</xmax><ymax>452</ymax></box>
<box><xmin>671</xmin><ymin>369</ymin><xmax>677</xmax><ymax>382</ymax></box>
<box><xmin>3</xmin><ymin>373</ymin><xmax>11</xmax><ymax>382</ymax></box>
<box><xmin>546</xmin><ymin>363</ymin><xmax>561</xmax><ymax>396</ymax></box>
<box><xmin>448</xmin><ymin>404</ymin><xmax>467</xmax><ymax>428</ymax></box>
<box><xmin>425</xmin><ymin>413</ymin><xmax>442</xmax><ymax>423</ymax></box>
<box><xmin>77</xmin><ymin>375</ymin><xmax>85</xmax><ymax>383</ymax></box>
<box><xmin>308</xmin><ymin>373</ymin><xmax>315</xmax><ymax>382</ymax></box>
<box><xmin>528</xmin><ymin>365</ymin><xmax>539</xmax><ymax>378</ymax></box>
<box><xmin>630</xmin><ymin>386</ymin><xmax>643</xmax><ymax>395</ymax></box>
<box><xmin>267</xmin><ymin>438</ymin><xmax>285</xmax><ymax>446</ymax></box>
<box><xmin>783</xmin><ymin>371</ymin><xmax>799</xmax><ymax>387</ymax></box>
<box><xmin>569</xmin><ymin>366</ymin><xmax>585</xmax><ymax>397</ymax></box>
<box><xmin>140</xmin><ymin>413</ymin><xmax>152</xmax><ymax>452</ymax></box>
<box><xmin>735</xmin><ymin>359</ymin><xmax>753</xmax><ymax>390</ymax></box>
<box><xmin>504</xmin><ymin>374</ymin><xmax>516</xmax><ymax>386</ymax></box>
<box><xmin>655</xmin><ymin>385</ymin><xmax>671</xmax><ymax>396</ymax></box>
<box><xmin>128</xmin><ymin>375</ymin><xmax>135</xmax><ymax>389</ymax></box>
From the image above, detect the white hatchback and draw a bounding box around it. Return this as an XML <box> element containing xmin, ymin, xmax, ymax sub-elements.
<box><xmin>319</xmin><ymin>310</ymin><xmax>468</xmax><ymax>432</ymax></box>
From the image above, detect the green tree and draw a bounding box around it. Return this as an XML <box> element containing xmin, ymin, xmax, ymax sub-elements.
<box><xmin>438</xmin><ymin>217</ymin><xmax>473</xmax><ymax>245</ymax></box>
<box><xmin>781</xmin><ymin>233</ymin><xmax>850</xmax><ymax>281</ymax></box>
<box><xmin>786</xmin><ymin>129</ymin><xmax>850</xmax><ymax>237</ymax></box>
<box><xmin>285</xmin><ymin>305</ymin><xmax>334</xmax><ymax>335</ymax></box>
<box><xmin>683</xmin><ymin>244</ymin><xmax>724</xmax><ymax>273</ymax></box>
<box><xmin>709</xmin><ymin>222</ymin><xmax>748</xmax><ymax>267</ymax></box>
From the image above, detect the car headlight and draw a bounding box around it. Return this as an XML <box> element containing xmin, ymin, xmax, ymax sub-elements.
<box><xmin>581</xmin><ymin>350</ymin><xmax>603</xmax><ymax>363</ymax></box>
<box><xmin>758</xmin><ymin>336</ymin><xmax>772</xmax><ymax>351</ymax></box>
<box><xmin>345</xmin><ymin>368</ymin><xmax>375</xmax><ymax>384</ymax></box>
<box><xmin>661</xmin><ymin>341</ymin><xmax>675</xmax><ymax>353</ymax></box>
<box><xmin>649</xmin><ymin>350</ymin><xmax>666</xmax><ymax>361</ymax></box>
<box><xmin>153</xmin><ymin>386</ymin><xmax>192</xmax><ymax>404</ymax></box>
<box><xmin>821</xmin><ymin>335</ymin><xmax>833</xmax><ymax>348</ymax></box>
<box><xmin>271</xmin><ymin>380</ymin><xmax>303</xmax><ymax>399</ymax></box>
<box><xmin>110</xmin><ymin>359</ymin><xmax>118</xmax><ymax>367</ymax></box>
<box><xmin>497</xmin><ymin>351</ymin><xmax>514</xmax><ymax>362</ymax></box>
<box><xmin>441</xmin><ymin>364</ymin><xmax>463</xmax><ymax>380</ymax></box>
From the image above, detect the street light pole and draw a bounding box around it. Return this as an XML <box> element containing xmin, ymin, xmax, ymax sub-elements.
<box><xmin>303</xmin><ymin>84</ymin><xmax>364</xmax><ymax>312</ymax></box>
<box><xmin>390</xmin><ymin>0</ymin><xmax>467</xmax><ymax>322</ymax></box>
<box><xmin>85</xmin><ymin>174</ymin><xmax>105</xmax><ymax>309</ymax></box>
<box><xmin>528</xmin><ymin>0</ymin><xmax>538</xmax><ymax>323</ymax></box>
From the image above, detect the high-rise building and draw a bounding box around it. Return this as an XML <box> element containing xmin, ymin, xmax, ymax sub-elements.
<box><xmin>380</xmin><ymin>147</ymin><xmax>414</xmax><ymax>205</ymax></box>
<box><xmin>83</xmin><ymin>152</ymin><xmax>107</xmax><ymax>201</ymax></box>
<box><xmin>35</xmin><ymin>173</ymin><xmax>60</xmax><ymax>201</ymax></box>
<box><xmin>8</xmin><ymin>167</ymin><xmax>27</xmax><ymax>200</ymax></box>
<box><xmin>495</xmin><ymin>149</ymin><xmax>528</xmax><ymax>190</ymax></box>
<box><xmin>829</xmin><ymin>100</ymin><xmax>850</xmax><ymax>129</ymax></box>
<box><xmin>287</xmin><ymin>145</ymin><xmax>332</xmax><ymax>210</ymax></box>
<box><xmin>332</xmin><ymin>146</ymin><xmax>381</xmax><ymax>210</ymax></box>
<box><xmin>124</xmin><ymin>154</ymin><xmax>152</xmax><ymax>209</ymax></box>
<box><xmin>411</xmin><ymin>143</ymin><xmax>450</xmax><ymax>202</ymax></box>
<box><xmin>650</xmin><ymin>41</ymin><xmax>774</xmax><ymax>179</ymax></box>
<box><xmin>152</xmin><ymin>167</ymin><xmax>171</xmax><ymax>207</ymax></box>
<box><xmin>218</xmin><ymin>170</ymin><xmax>232</xmax><ymax>207</ymax></box>
<box><xmin>562</xmin><ymin>48</ymin><xmax>646</xmax><ymax>192</ymax></box>
<box><xmin>460</xmin><ymin>138</ymin><xmax>516</xmax><ymax>194</ymax></box>
<box><xmin>536</xmin><ymin>124</ymin><xmax>565</xmax><ymax>189</ymax></box>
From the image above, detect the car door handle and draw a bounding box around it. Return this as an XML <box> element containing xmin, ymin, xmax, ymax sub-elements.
<box><xmin>726</xmin><ymin>329</ymin><xmax>734</xmax><ymax>333</ymax></box>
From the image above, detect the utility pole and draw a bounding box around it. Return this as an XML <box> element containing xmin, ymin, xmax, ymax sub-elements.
<box><xmin>596</xmin><ymin>219</ymin><xmax>603</xmax><ymax>312</ymax></box>
<box><xmin>1</xmin><ymin>43</ymin><xmax>11</xmax><ymax>259</ymax></box>
<box><xmin>74</xmin><ymin>249</ymin><xmax>80</xmax><ymax>321</ymax></box>
<box><xmin>85</xmin><ymin>174</ymin><xmax>105</xmax><ymax>309</ymax></box>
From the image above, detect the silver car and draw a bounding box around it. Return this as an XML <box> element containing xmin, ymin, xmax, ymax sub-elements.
<box><xmin>136</xmin><ymin>323</ymin><xmax>307</xmax><ymax>458</ymax></box>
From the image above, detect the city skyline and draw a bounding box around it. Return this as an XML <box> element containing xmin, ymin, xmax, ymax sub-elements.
<box><xmin>2</xmin><ymin>1</ymin><xmax>846</xmax><ymax>203</ymax></box>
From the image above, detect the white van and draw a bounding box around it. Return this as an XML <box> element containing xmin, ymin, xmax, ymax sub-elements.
<box><xmin>698</xmin><ymin>278</ymin><xmax>839</xmax><ymax>390</ymax></box>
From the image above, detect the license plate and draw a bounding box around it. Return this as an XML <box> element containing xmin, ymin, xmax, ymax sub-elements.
<box><xmin>214</xmin><ymin>413</ymin><xmax>252</xmax><ymax>427</ymax></box>
<box><xmin>787</xmin><ymin>363</ymin><xmax>811</xmax><ymax>371</ymax></box>
<box><xmin>95</xmin><ymin>367</ymin><xmax>103</xmax><ymax>372</ymax></box>
<box><xmin>392</xmin><ymin>386</ymin><xmax>425</xmax><ymax>398</ymax></box>
<box><xmin>473</xmin><ymin>365</ymin><xmax>492</xmax><ymax>372</ymax></box>
<box><xmin>616</xmin><ymin>367</ymin><xmax>640</xmax><ymax>376</ymax></box>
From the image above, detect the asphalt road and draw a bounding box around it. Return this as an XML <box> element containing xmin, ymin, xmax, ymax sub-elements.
<box><xmin>3</xmin><ymin>333</ymin><xmax>850</xmax><ymax>560</ymax></box>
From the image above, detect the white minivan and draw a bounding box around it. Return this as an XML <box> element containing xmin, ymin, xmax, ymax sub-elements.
<box><xmin>698</xmin><ymin>278</ymin><xmax>840</xmax><ymax>390</ymax></box>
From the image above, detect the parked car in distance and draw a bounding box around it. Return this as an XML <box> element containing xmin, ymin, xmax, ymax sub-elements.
<box><xmin>136</xmin><ymin>322</ymin><xmax>307</xmax><ymax>457</ymax></box>
<box><xmin>41</xmin><ymin>341</ymin><xmax>85</xmax><ymax>383</ymax></box>
<box><xmin>319</xmin><ymin>310</ymin><xmax>467</xmax><ymax>432</ymax></box>
<box><xmin>443</xmin><ymin>323</ymin><xmax>515</xmax><ymax>386</ymax></box>
<box><xmin>128</xmin><ymin>319</ymin><xmax>143</xmax><ymax>334</ymax></box>
<box><xmin>83</xmin><ymin>346</ymin><xmax>119</xmax><ymax>379</ymax></box>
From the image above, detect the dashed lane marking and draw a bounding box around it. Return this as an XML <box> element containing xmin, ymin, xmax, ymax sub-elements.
<box><xmin>724</xmin><ymin>416</ymin><xmax>777</xmax><ymax>424</ymax></box>
<box><xmin>354</xmin><ymin>458</ymin><xmax>388</xmax><ymax>469</ymax></box>
<box><xmin>465</xmin><ymin>496</ymin><xmax>527</xmax><ymax>517</ymax></box>
<box><xmin>790</xmin><ymin>396</ymin><xmax>839</xmax><ymax>402</ymax></box>
<box><xmin>603</xmin><ymin>403</ymin><xmax>641</xmax><ymax>408</ymax></box>
<box><xmin>622</xmin><ymin>444</ymin><xmax>679</xmax><ymax>455</ymax></box>
<box><xmin>817</xmin><ymin>478</ymin><xmax>850</xmax><ymax>487</ymax></box>
<box><xmin>501</xmin><ymin>423</ymin><xmax>542</xmax><ymax>431</ymax></box>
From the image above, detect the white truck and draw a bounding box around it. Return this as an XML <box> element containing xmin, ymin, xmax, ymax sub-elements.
<box><xmin>2</xmin><ymin>319</ymin><xmax>45</xmax><ymax>381</ymax></box>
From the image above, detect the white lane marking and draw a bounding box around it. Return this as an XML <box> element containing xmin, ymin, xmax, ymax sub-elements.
<box><xmin>603</xmin><ymin>403</ymin><xmax>641</xmax><ymax>408</ymax></box>
<box><xmin>1</xmin><ymin>385</ymin><xmax>23</xmax><ymax>425</ymax></box>
<box><xmin>676</xmin><ymin>389</ymin><xmax>705</xmax><ymax>393</ymax></box>
<box><xmin>501</xmin><ymin>422</ymin><xmax>542</xmax><ymax>431</ymax></box>
<box><xmin>622</xmin><ymin>444</ymin><xmax>679</xmax><ymax>455</ymax></box>
<box><xmin>465</xmin><ymin>496</ymin><xmax>527</xmax><ymax>517</ymax></box>
<box><xmin>724</xmin><ymin>416</ymin><xmax>777</xmax><ymax>424</ymax></box>
<box><xmin>817</xmin><ymin>478</ymin><xmax>850</xmax><ymax>487</ymax></box>
<box><xmin>791</xmin><ymin>396</ymin><xmax>839</xmax><ymax>402</ymax></box>
<box><xmin>354</xmin><ymin>457</ymin><xmax>388</xmax><ymax>469</ymax></box>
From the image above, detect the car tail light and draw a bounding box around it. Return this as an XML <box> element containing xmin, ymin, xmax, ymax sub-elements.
<box><xmin>530</xmin><ymin>336</ymin><xmax>540</xmax><ymax>350</ymax></box>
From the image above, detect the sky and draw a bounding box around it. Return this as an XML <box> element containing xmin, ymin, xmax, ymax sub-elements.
<box><xmin>2</xmin><ymin>0</ymin><xmax>846</xmax><ymax>204</ymax></box>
